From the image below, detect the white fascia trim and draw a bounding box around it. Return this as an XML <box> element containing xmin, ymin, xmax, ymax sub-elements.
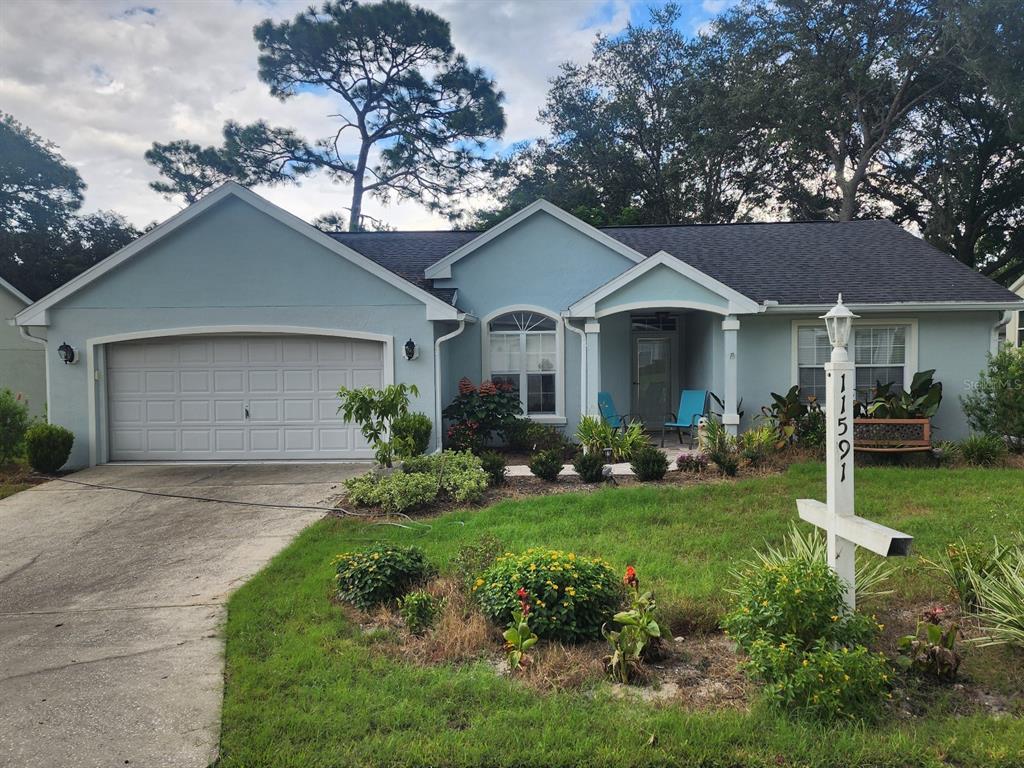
<box><xmin>1009</xmin><ymin>275</ymin><xmax>1024</xmax><ymax>294</ymax></box>
<box><xmin>84</xmin><ymin>324</ymin><xmax>396</xmax><ymax>467</ymax></box>
<box><xmin>480</xmin><ymin>304</ymin><xmax>566</xmax><ymax>421</ymax></box>
<box><xmin>16</xmin><ymin>182</ymin><xmax>459</xmax><ymax>327</ymax></box>
<box><xmin>423</xmin><ymin>199</ymin><xmax>645</xmax><ymax>280</ymax></box>
<box><xmin>766</xmin><ymin>300</ymin><xmax>1024</xmax><ymax>313</ymax></box>
<box><xmin>0</xmin><ymin>276</ymin><xmax>30</xmax><ymax>306</ymax></box>
<box><xmin>567</xmin><ymin>250</ymin><xmax>760</xmax><ymax>317</ymax></box>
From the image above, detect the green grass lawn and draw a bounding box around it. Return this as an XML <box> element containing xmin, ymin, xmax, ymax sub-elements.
<box><xmin>218</xmin><ymin>464</ymin><xmax>1024</xmax><ymax>767</ymax></box>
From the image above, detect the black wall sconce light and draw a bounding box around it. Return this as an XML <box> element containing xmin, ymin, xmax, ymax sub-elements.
<box><xmin>57</xmin><ymin>342</ymin><xmax>77</xmax><ymax>365</ymax></box>
<box><xmin>403</xmin><ymin>338</ymin><xmax>418</xmax><ymax>361</ymax></box>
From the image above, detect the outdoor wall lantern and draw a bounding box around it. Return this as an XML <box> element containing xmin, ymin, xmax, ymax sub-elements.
<box><xmin>820</xmin><ymin>293</ymin><xmax>858</xmax><ymax>362</ymax></box>
<box><xmin>403</xmin><ymin>338</ymin><xmax>418</xmax><ymax>360</ymax></box>
<box><xmin>57</xmin><ymin>342</ymin><xmax>77</xmax><ymax>365</ymax></box>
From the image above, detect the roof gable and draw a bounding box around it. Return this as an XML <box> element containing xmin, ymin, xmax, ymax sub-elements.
<box><xmin>16</xmin><ymin>183</ymin><xmax>460</xmax><ymax>326</ymax></box>
<box><xmin>423</xmin><ymin>199</ymin><xmax>644</xmax><ymax>280</ymax></box>
<box><xmin>569</xmin><ymin>251</ymin><xmax>760</xmax><ymax>317</ymax></box>
<box><xmin>0</xmin><ymin>276</ymin><xmax>30</xmax><ymax>306</ymax></box>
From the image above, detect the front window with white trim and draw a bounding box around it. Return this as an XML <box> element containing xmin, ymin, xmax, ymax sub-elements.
<box><xmin>798</xmin><ymin>324</ymin><xmax>909</xmax><ymax>403</ymax></box>
<box><xmin>488</xmin><ymin>311</ymin><xmax>558</xmax><ymax>414</ymax></box>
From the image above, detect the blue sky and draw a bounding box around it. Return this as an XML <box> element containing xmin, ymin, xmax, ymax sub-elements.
<box><xmin>0</xmin><ymin>0</ymin><xmax>733</xmax><ymax>229</ymax></box>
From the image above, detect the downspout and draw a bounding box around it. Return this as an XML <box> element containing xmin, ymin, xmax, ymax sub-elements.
<box><xmin>17</xmin><ymin>324</ymin><xmax>50</xmax><ymax>420</ymax></box>
<box><xmin>564</xmin><ymin>317</ymin><xmax>587</xmax><ymax>420</ymax></box>
<box><xmin>992</xmin><ymin>310</ymin><xmax>1013</xmax><ymax>355</ymax></box>
<box><xmin>434</xmin><ymin>317</ymin><xmax>468</xmax><ymax>453</ymax></box>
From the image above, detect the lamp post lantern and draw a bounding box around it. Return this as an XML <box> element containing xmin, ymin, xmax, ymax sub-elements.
<box><xmin>796</xmin><ymin>294</ymin><xmax>913</xmax><ymax>610</ymax></box>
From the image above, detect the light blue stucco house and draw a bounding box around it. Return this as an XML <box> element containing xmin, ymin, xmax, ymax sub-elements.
<box><xmin>14</xmin><ymin>183</ymin><xmax>1024</xmax><ymax>469</ymax></box>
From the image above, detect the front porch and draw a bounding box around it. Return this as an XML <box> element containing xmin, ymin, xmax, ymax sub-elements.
<box><xmin>565</xmin><ymin>251</ymin><xmax>757</xmax><ymax>436</ymax></box>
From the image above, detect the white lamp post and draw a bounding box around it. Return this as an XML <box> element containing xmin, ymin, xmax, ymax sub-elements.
<box><xmin>796</xmin><ymin>294</ymin><xmax>913</xmax><ymax>610</ymax></box>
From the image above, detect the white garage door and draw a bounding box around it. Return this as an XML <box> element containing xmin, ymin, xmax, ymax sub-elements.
<box><xmin>106</xmin><ymin>335</ymin><xmax>385</xmax><ymax>461</ymax></box>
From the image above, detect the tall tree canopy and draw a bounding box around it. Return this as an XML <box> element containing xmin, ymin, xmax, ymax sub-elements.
<box><xmin>147</xmin><ymin>0</ymin><xmax>505</xmax><ymax>230</ymax></box>
<box><xmin>477</xmin><ymin>0</ymin><xmax>1022</xmax><ymax>285</ymax></box>
<box><xmin>0</xmin><ymin>113</ymin><xmax>139</xmax><ymax>299</ymax></box>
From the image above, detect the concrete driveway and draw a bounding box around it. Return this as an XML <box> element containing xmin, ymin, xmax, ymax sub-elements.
<box><xmin>0</xmin><ymin>463</ymin><xmax>365</xmax><ymax>768</ymax></box>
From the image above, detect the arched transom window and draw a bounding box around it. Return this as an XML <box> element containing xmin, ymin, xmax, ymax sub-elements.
<box><xmin>488</xmin><ymin>311</ymin><xmax>558</xmax><ymax>415</ymax></box>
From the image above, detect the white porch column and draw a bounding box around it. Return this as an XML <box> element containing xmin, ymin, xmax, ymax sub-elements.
<box><xmin>722</xmin><ymin>315</ymin><xmax>740</xmax><ymax>435</ymax></box>
<box><xmin>584</xmin><ymin>319</ymin><xmax>601</xmax><ymax>416</ymax></box>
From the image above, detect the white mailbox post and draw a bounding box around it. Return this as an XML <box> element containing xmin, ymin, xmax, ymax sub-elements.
<box><xmin>797</xmin><ymin>295</ymin><xmax>913</xmax><ymax>610</ymax></box>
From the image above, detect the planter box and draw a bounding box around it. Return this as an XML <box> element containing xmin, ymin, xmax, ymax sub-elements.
<box><xmin>853</xmin><ymin>418</ymin><xmax>932</xmax><ymax>453</ymax></box>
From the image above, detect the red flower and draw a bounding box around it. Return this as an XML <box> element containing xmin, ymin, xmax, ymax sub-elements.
<box><xmin>516</xmin><ymin>587</ymin><xmax>531</xmax><ymax>615</ymax></box>
<box><xmin>623</xmin><ymin>565</ymin><xmax>639</xmax><ymax>589</ymax></box>
<box><xmin>479</xmin><ymin>380</ymin><xmax>497</xmax><ymax>396</ymax></box>
<box><xmin>458</xmin><ymin>377</ymin><xmax>476</xmax><ymax>395</ymax></box>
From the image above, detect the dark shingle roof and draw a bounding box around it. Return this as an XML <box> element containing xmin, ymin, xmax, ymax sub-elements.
<box><xmin>327</xmin><ymin>219</ymin><xmax>1020</xmax><ymax>307</ymax></box>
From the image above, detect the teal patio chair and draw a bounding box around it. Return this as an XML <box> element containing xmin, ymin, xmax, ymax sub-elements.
<box><xmin>597</xmin><ymin>391</ymin><xmax>630</xmax><ymax>431</ymax></box>
<box><xmin>662</xmin><ymin>389</ymin><xmax>708</xmax><ymax>447</ymax></box>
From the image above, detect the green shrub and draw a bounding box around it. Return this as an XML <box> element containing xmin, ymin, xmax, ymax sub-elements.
<box><xmin>722</xmin><ymin>557</ymin><xmax>878</xmax><ymax>652</ymax></box>
<box><xmin>932</xmin><ymin>440</ymin><xmax>960</xmax><ymax>466</ymax></box>
<box><xmin>572</xmin><ymin>449</ymin><xmax>606</xmax><ymax>483</ymax></box>
<box><xmin>528</xmin><ymin>449</ymin><xmax>564</xmax><ymax>481</ymax></box>
<box><xmin>961</xmin><ymin>345</ymin><xmax>1024</xmax><ymax>451</ymax></box>
<box><xmin>24</xmin><ymin>422</ymin><xmax>74</xmax><ymax>473</ymax></box>
<box><xmin>474</xmin><ymin>548</ymin><xmax>623</xmax><ymax>642</ymax></box>
<box><xmin>443</xmin><ymin>377</ymin><xmax>522</xmax><ymax>451</ymax></box>
<box><xmin>335</xmin><ymin>544</ymin><xmax>431</xmax><ymax>609</ymax></box>
<box><xmin>503</xmin><ymin>418</ymin><xmax>566</xmax><ymax>453</ymax></box>
<box><xmin>452</xmin><ymin>534</ymin><xmax>503</xmax><ymax>589</ymax></box>
<box><xmin>676</xmin><ymin>451</ymin><xmax>710</xmax><ymax>472</ymax></box>
<box><xmin>343</xmin><ymin>471</ymin><xmax>437</xmax><ymax>514</ymax></box>
<box><xmin>336</xmin><ymin>383</ymin><xmax>419</xmax><ymax>467</ymax></box>
<box><xmin>401</xmin><ymin>450</ymin><xmax>488</xmax><ymax>503</ymax></box>
<box><xmin>630</xmin><ymin>444</ymin><xmax>668</xmax><ymax>481</ymax></box>
<box><xmin>399</xmin><ymin>591</ymin><xmax>442</xmax><ymax>635</ymax></box>
<box><xmin>739</xmin><ymin>425</ymin><xmax>776</xmax><ymax>466</ymax></box>
<box><xmin>392</xmin><ymin>412</ymin><xmax>432</xmax><ymax>457</ymax></box>
<box><xmin>703</xmin><ymin>418</ymin><xmax>740</xmax><ymax>476</ymax></box>
<box><xmin>972</xmin><ymin>543</ymin><xmax>1024</xmax><ymax>647</ymax></box>
<box><xmin>922</xmin><ymin>537</ymin><xmax>1013</xmax><ymax>611</ymax></box>
<box><xmin>575</xmin><ymin>416</ymin><xmax>646</xmax><ymax>461</ymax></box>
<box><xmin>745</xmin><ymin>635</ymin><xmax>891</xmax><ymax>721</ymax></box>
<box><xmin>747</xmin><ymin>523</ymin><xmax>894</xmax><ymax>600</ymax></box>
<box><xmin>958</xmin><ymin>433</ymin><xmax>1007</xmax><ymax>466</ymax></box>
<box><xmin>0</xmin><ymin>389</ymin><xmax>31</xmax><ymax>464</ymax></box>
<box><xmin>478</xmin><ymin>450</ymin><xmax>507</xmax><ymax>486</ymax></box>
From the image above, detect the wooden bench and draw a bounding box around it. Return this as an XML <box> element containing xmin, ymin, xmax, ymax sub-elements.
<box><xmin>853</xmin><ymin>418</ymin><xmax>932</xmax><ymax>453</ymax></box>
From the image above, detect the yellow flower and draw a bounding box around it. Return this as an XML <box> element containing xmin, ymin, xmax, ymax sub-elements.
<box><xmin>474</xmin><ymin>578</ymin><xmax>484</xmax><ymax>586</ymax></box>
<box><xmin>529</xmin><ymin>563</ymin><xmax>537</xmax><ymax>572</ymax></box>
<box><xmin>794</xmin><ymin>588</ymin><xmax>801</xmax><ymax>595</ymax></box>
<box><xmin>568</xmin><ymin>553</ymin><xmax>576</xmax><ymax>561</ymax></box>
<box><xmin>843</xmin><ymin>674</ymin><xmax>850</xmax><ymax>682</ymax></box>
<box><xmin>371</xmin><ymin>553</ymin><xmax>380</xmax><ymax>560</ymax></box>
<box><xmin>831</xmin><ymin>615</ymin><xmax>839</xmax><ymax>622</ymax></box>
<box><xmin>779</xmin><ymin>642</ymin><xmax>787</xmax><ymax>650</ymax></box>
<box><xmin>802</xmin><ymin>659</ymin><xmax>809</xmax><ymax>667</ymax></box>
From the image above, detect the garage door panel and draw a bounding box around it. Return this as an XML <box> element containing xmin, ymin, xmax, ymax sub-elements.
<box><xmin>352</xmin><ymin>369</ymin><xmax>383</xmax><ymax>389</ymax></box>
<box><xmin>248</xmin><ymin>399</ymin><xmax>279</xmax><ymax>421</ymax></box>
<box><xmin>248</xmin><ymin>370</ymin><xmax>279</xmax><ymax>392</ymax></box>
<box><xmin>145</xmin><ymin>401</ymin><xmax>176</xmax><ymax>423</ymax></box>
<box><xmin>107</xmin><ymin>334</ymin><xmax>385</xmax><ymax>460</ymax></box>
<box><xmin>180</xmin><ymin>400</ymin><xmax>211</xmax><ymax>423</ymax></box>
<box><xmin>180</xmin><ymin>370</ymin><xmax>210</xmax><ymax>393</ymax></box>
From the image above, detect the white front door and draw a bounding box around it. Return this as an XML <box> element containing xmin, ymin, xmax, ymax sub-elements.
<box><xmin>106</xmin><ymin>335</ymin><xmax>385</xmax><ymax>461</ymax></box>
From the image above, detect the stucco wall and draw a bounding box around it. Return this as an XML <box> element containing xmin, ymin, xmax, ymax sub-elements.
<box><xmin>435</xmin><ymin>210</ymin><xmax>635</xmax><ymax>437</ymax></box>
<box><xmin>0</xmin><ymin>288</ymin><xmax>46</xmax><ymax>416</ymax></box>
<box><xmin>40</xmin><ymin>195</ymin><xmax>438</xmax><ymax>468</ymax></box>
<box><xmin>736</xmin><ymin>310</ymin><xmax>1000</xmax><ymax>439</ymax></box>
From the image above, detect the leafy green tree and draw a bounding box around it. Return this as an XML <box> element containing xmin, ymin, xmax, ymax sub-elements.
<box><xmin>0</xmin><ymin>112</ymin><xmax>84</xmax><ymax>233</ymax></box>
<box><xmin>147</xmin><ymin>0</ymin><xmax>505</xmax><ymax>230</ymax></box>
<box><xmin>475</xmin><ymin>4</ymin><xmax>777</xmax><ymax>227</ymax></box>
<box><xmin>0</xmin><ymin>114</ymin><xmax>139</xmax><ymax>299</ymax></box>
<box><xmin>874</xmin><ymin>85</ymin><xmax>1024</xmax><ymax>285</ymax></box>
<box><xmin>715</xmin><ymin>0</ymin><xmax>956</xmax><ymax>221</ymax></box>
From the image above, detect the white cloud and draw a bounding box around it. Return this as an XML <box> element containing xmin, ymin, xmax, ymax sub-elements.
<box><xmin>0</xmin><ymin>0</ymin><xmax>632</xmax><ymax>230</ymax></box>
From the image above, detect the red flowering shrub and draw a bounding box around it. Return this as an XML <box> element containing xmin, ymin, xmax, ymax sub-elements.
<box><xmin>443</xmin><ymin>377</ymin><xmax>522</xmax><ymax>451</ymax></box>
